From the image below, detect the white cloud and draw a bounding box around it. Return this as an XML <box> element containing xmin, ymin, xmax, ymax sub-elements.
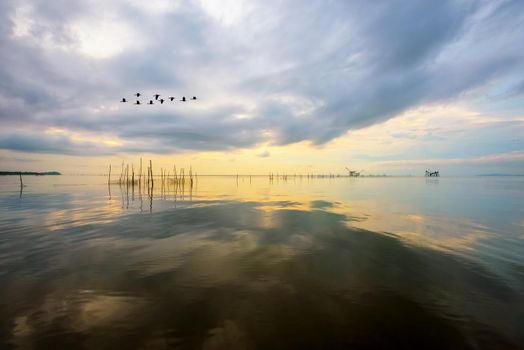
<box><xmin>11</xmin><ymin>4</ymin><xmax>33</xmax><ymax>37</ymax></box>
<box><xmin>70</xmin><ymin>15</ymin><xmax>143</xmax><ymax>59</ymax></box>
<box><xmin>128</xmin><ymin>0</ymin><xmax>182</xmax><ymax>15</ymax></box>
<box><xmin>198</xmin><ymin>0</ymin><xmax>254</xmax><ymax>26</ymax></box>
<box><xmin>10</xmin><ymin>4</ymin><xmax>143</xmax><ymax>59</ymax></box>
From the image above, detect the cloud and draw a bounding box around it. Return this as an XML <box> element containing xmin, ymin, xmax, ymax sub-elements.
<box><xmin>375</xmin><ymin>151</ymin><xmax>524</xmax><ymax>173</ymax></box>
<box><xmin>0</xmin><ymin>131</ymin><xmax>116</xmax><ymax>155</ymax></box>
<box><xmin>257</xmin><ymin>150</ymin><xmax>270</xmax><ymax>158</ymax></box>
<box><xmin>0</xmin><ymin>0</ymin><xmax>523</xmax><ymax>157</ymax></box>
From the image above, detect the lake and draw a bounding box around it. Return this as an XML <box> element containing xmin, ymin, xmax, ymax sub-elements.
<box><xmin>0</xmin><ymin>175</ymin><xmax>523</xmax><ymax>349</ymax></box>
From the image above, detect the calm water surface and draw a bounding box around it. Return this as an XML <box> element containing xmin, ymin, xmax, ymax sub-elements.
<box><xmin>0</xmin><ymin>175</ymin><xmax>523</xmax><ymax>349</ymax></box>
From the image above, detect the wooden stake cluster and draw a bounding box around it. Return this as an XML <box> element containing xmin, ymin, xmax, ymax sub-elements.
<box><xmin>108</xmin><ymin>159</ymin><xmax>196</xmax><ymax>196</ymax></box>
<box><xmin>268</xmin><ymin>172</ymin><xmax>360</xmax><ymax>182</ymax></box>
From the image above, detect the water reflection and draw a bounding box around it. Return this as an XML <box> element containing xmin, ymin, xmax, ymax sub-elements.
<box><xmin>0</xmin><ymin>176</ymin><xmax>523</xmax><ymax>348</ymax></box>
<box><xmin>425</xmin><ymin>178</ymin><xmax>439</xmax><ymax>186</ymax></box>
<box><xmin>114</xmin><ymin>174</ymin><xmax>195</xmax><ymax>213</ymax></box>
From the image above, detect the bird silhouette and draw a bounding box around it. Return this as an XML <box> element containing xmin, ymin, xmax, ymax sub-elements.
<box><xmin>136</xmin><ymin>93</ymin><xmax>141</xmax><ymax>97</ymax></box>
<box><xmin>169</xmin><ymin>97</ymin><xmax>175</xmax><ymax>101</ymax></box>
<box><xmin>135</xmin><ymin>100</ymin><xmax>141</xmax><ymax>105</ymax></box>
<box><xmin>191</xmin><ymin>96</ymin><xmax>197</xmax><ymax>100</ymax></box>
<box><xmin>148</xmin><ymin>100</ymin><xmax>154</xmax><ymax>105</ymax></box>
<box><xmin>181</xmin><ymin>96</ymin><xmax>186</xmax><ymax>102</ymax></box>
<box><xmin>160</xmin><ymin>99</ymin><xmax>165</xmax><ymax>104</ymax></box>
<box><xmin>154</xmin><ymin>94</ymin><xmax>160</xmax><ymax>100</ymax></box>
<box><xmin>121</xmin><ymin>98</ymin><xmax>127</xmax><ymax>103</ymax></box>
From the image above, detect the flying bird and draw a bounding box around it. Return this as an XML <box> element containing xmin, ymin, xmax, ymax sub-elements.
<box><xmin>191</xmin><ymin>96</ymin><xmax>197</xmax><ymax>100</ymax></box>
<box><xmin>154</xmin><ymin>94</ymin><xmax>160</xmax><ymax>100</ymax></box>
<box><xmin>181</xmin><ymin>96</ymin><xmax>186</xmax><ymax>102</ymax></box>
<box><xmin>148</xmin><ymin>100</ymin><xmax>154</xmax><ymax>105</ymax></box>
<box><xmin>160</xmin><ymin>99</ymin><xmax>165</xmax><ymax>104</ymax></box>
<box><xmin>135</xmin><ymin>100</ymin><xmax>141</xmax><ymax>105</ymax></box>
<box><xmin>135</xmin><ymin>93</ymin><xmax>141</xmax><ymax>97</ymax></box>
<box><xmin>121</xmin><ymin>98</ymin><xmax>127</xmax><ymax>103</ymax></box>
<box><xmin>169</xmin><ymin>97</ymin><xmax>175</xmax><ymax>101</ymax></box>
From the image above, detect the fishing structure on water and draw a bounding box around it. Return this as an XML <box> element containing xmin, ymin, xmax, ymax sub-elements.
<box><xmin>345</xmin><ymin>167</ymin><xmax>363</xmax><ymax>177</ymax></box>
<box><xmin>425</xmin><ymin>170</ymin><xmax>440</xmax><ymax>177</ymax></box>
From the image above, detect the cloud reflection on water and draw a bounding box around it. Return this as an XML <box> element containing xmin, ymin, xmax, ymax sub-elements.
<box><xmin>1</xmin><ymin>199</ymin><xmax>523</xmax><ymax>349</ymax></box>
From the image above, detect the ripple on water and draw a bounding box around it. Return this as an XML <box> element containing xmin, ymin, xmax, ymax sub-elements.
<box><xmin>0</xmin><ymin>176</ymin><xmax>523</xmax><ymax>348</ymax></box>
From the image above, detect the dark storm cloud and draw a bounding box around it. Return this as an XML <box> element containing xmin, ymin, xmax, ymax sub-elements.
<box><xmin>0</xmin><ymin>0</ymin><xmax>523</xmax><ymax>155</ymax></box>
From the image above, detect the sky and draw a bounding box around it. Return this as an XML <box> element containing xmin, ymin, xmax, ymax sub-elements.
<box><xmin>0</xmin><ymin>0</ymin><xmax>523</xmax><ymax>175</ymax></box>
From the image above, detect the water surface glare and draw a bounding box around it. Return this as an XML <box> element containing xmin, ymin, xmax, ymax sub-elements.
<box><xmin>0</xmin><ymin>175</ymin><xmax>523</xmax><ymax>349</ymax></box>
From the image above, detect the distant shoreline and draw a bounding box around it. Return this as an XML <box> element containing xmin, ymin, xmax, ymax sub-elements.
<box><xmin>0</xmin><ymin>171</ymin><xmax>61</xmax><ymax>176</ymax></box>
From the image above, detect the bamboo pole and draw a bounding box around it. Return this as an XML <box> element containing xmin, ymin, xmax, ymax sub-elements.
<box><xmin>149</xmin><ymin>160</ymin><xmax>153</xmax><ymax>188</ymax></box>
<box><xmin>139</xmin><ymin>158</ymin><xmax>142</xmax><ymax>188</ymax></box>
<box><xmin>19</xmin><ymin>171</ymin><xmax>23</xmax><ymax>198</ymax></box>
<box><xmin>108</xmin><ymin>165</ymin><xmax>111</xmax><ymax>185</ymax></box>
<box><xmin>120</xmin><ymin>160</ymin><xmax>124</xmax><ymax>184</ymax></box>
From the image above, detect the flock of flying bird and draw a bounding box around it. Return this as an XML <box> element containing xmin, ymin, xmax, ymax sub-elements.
<box><xmin>121</xmin><ymin>93</ymin><xmax>198</xmax><ymax>105</ymax></box>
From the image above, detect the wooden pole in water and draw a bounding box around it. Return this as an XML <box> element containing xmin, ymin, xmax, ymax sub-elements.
<box><xmin>149</xmin><ymin>160</ymin><xmax>153</xmax><ymax>188</ymax></box>
<box><xmin>139</xmin><ymin>158</ymin><xmax>142</xmax><ymax>189</ymax></box>
<box><xmin>19</xmin><ymin>171</ymin><xmax>23</xmax><ymax>188</ymax></box>
<box><xmin>120</xmin><ymin>160</ymin><xmax>124</xmax><ymax>184</ymax></box>
<box><xmin>108</xmin><ymin>164</ymin><xmax>111</xmax><ymax>185</ymax></box>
